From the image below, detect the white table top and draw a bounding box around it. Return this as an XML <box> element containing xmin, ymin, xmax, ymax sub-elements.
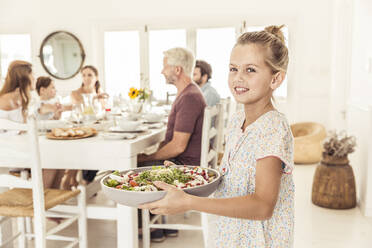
<box><xmin>0</xmin><ymin>127</ymin><xmax>166</xmax><ymax>170</ymax></box>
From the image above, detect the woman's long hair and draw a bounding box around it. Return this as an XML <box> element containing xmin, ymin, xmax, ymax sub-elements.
<box><xmin>80</xmin><ymin>65</ymin><xmax>100</xmax><ymax>93</ymax></box>
<box><xmin>0</xmin><ymin>60</ymin><xmax>33</xmax><ymax>115</ymax></box>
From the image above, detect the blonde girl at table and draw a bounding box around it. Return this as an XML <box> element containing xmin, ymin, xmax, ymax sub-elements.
<box><xmin>140</xmin><ymin>25</ymin><xmax>295</xmax><ymax>247</ymax></box>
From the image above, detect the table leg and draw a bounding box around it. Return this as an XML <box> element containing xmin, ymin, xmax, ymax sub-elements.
<box><xmin>117</xmin><ymin>155</ymin><xmax>138</xmax><ymax>248</ymax></box>
<box><xmin>117</xmin><ymin>204</ymin><xmax>138</xmax><ymax>248</ymax></box>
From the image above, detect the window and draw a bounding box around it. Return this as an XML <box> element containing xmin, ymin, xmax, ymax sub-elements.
<box><xmin>196</xmin><ymin>27</ymin><xmax>236</xmax><ymax>98</ymax></box>
<box><xmin>0</xmin><ymin>34</ymin><xmax>31</xmax><ymax>86</ymax></box>
<box><xmin>149</xmin><ymin>29</ymin><xmax>186</xmax><ymax>100</ymax></box>
<box><xmin>246</xmin><ymin>26</ymin><xmax>289</xmax><ymax>98</ymax></box>
<box><xmin>104</xmin><ymin>31</ymin><xmax>140</xmax><ymax>96</ymax></box>
<box><xmin>103</xmin><ymin>24</ymin><xmax>290</xmax><ymax>101</ymax></box>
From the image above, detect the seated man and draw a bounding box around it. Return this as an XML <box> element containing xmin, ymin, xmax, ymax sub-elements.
<box><xmin>193</xmin><ymin>60</ymin><xmax>220</xmax><ymax>106</ymax></box>
<box><xmin>138</xmin><ymin>47</ymin><xmax>206</xmax><ymax>241</ymax></box>
<box><xmin>138</xmin><ymin>47</ymin><xmax>206</xmax><ymax>167</ymax></box>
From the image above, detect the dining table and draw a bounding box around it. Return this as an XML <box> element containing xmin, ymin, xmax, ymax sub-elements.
<box><xmin>0</xmin><ymin>122</ymin><xmax>167</xmax><ymax>248</ymax></box>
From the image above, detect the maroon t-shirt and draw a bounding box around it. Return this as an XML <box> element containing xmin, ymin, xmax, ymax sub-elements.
<box><xmin>165</xmin><ymin>83</ymin><xmax>206</xmax><ymax>165</ymax></box>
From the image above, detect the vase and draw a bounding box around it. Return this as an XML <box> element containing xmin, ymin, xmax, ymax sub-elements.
<box><xmin>130</xmin><ymin>99</ymin><xmax>144</xmax><ymax>114</ymax></box>
<box><xmin>311</xmin><ymin>155</ymin><xmax>357</xmax><ymax>209</ymax></box>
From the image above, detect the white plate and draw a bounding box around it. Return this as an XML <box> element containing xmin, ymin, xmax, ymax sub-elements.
<box><xmin>102</xmin><ymin>133</ymin><xmax>137</xmax><ymax>140</ymax></box>
<box><xmin>146</xmin><ymin>123</ymin><xmax>164</xmax><ymax>129</ymax></box>
<box><xmin>109</xmin><ymin>126</ymin><xmax>148</xmax><ymax>133</ymax></box>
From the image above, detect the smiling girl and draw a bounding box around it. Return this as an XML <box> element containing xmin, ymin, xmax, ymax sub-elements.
<box><xmin>140</xmin><ymin>25</ymin><xmax>294</xmax><ymax>247</ymax></box>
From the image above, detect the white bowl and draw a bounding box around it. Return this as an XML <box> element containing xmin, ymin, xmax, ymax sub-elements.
<box><xmin>117</xmin><ymin>120</ymin><xmax>141</xmax><ymax>131</ymax></box>
<box><xmin>120</xmin><ymin>114</ymin><xmax>139</xmax><ymax>121</ymax></box>
<box><xmin>142</xmin><ymin>113</ymin><xmax>164</xmax><ymax>123</ymax></box>
<box><xmin>101</xmin><ymin>165</ymin><xmax>222</xmax><ymax>207</ymax></box>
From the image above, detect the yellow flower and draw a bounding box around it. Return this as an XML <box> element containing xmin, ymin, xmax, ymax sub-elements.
<box><xmin>128</xmin><ymin>87</ymin><xmax>139</xmax><ymax>99</ymax></box>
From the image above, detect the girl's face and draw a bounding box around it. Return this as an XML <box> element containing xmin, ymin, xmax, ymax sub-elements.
<box><xmin>41</xmin><ymin>82</ymin><xmax>56</xmax><ymax>100</ymax></box>
<box><xmin>81</xmin><ymin>68</ymin><xmax>97</xmax><ymax>87</ymax></box>
<box><xmin>228</xmin><ymin>44</ymin><xmax>276</xmax><ymax>105</ymax></box>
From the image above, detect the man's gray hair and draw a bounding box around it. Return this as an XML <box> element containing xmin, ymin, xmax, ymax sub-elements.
<box><xmin>163</xmin><ymin>47</ymin><xmax>195</xmax><ymax>77</ymax></box>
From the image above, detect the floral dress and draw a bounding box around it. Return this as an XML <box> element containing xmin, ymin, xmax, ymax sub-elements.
<box><xmin>208</xmin><ymin>110</ymin><xmax>295</xmax><ymax>248</ymax></box>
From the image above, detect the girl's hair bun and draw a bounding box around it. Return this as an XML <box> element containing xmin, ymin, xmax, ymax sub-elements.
<box><xmin>265</xmin><ymin>25</ymin><xmax>285</xmax><ymax>43</ymax></box>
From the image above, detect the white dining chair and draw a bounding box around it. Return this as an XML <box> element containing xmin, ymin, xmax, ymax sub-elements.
<box><xmin>0</xmin><ymin>117</ymin><xmax>87</xmax><ymax>248</ymax></box>
<box><xmin>217</xmin><ymin>97</ymin><xmax>231</xmax><ymax>165</ymax></box>
<box><xmin>141</xmin><ymin>103</ymin><xmax>223</xmax><ymax>248</ymax></box>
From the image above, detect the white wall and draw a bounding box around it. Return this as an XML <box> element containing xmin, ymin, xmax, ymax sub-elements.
<box><xmin>0</xmin><ymin>0</ymin><xmax>335</xmax><ymax>126</ymax></box>
<box><xmin>347</xmin><ymin>0</ymin><xmax>372</xmax><ymax>216</ymax></box>
<box><xmin>349</xmin><ymin>0</ymin><xmax>372</xmax><ymax>105</ymax></box>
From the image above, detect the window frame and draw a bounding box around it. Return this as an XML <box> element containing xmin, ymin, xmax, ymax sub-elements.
<box><xmin>100</xmin><ymin>20</ymin><xmax>291</xmax><ymax>101</ymax></box>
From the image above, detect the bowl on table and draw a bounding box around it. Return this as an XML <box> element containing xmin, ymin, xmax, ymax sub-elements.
<box><xmin>116</xmin><ymin>119</ymin><xmax>142</xmax><ymax>132</ymax></box>
<box><xmin>142</xmin><ymin>113</ymin><xmax>164</xmax><ymax>123</ymax></box>
<box><xmin>120</xmin><ymin>113</ymin><xmax>140</xmax><ymax>121</ymax></box>
<box><xmin>101</xmin><ymin>165</ymin><xmax>222</xmax><ymax>207</ymax></box>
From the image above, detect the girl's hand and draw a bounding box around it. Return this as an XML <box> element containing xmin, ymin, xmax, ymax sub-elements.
<box><xmin>138</xmin><ymin>181</ymin><xmax>192</xmax><ymax>215</ymax></box>
<box><xmin>95</xmin><ymin>93</ymin><xmax>109</xmax><ymax>100</ymax></box>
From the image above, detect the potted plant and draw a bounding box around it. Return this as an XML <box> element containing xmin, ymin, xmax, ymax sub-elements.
<box><xmin>312</xmin><ymin>130</ymin><xmax>357</xmax><ymax>209</ymax></box>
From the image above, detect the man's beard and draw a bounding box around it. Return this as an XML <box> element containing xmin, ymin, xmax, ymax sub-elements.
<box><xmin>165</xmin><ymin>74</ymin><xmax>177</xmax><ymax>85</ymax></box>
<box><xmin>194</xmin><ymin>78</ymin><xmax>202</xmax><ymax>85</ymax></box>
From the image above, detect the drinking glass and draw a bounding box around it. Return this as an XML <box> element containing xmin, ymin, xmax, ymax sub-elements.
<box><xmin>72</xmin><ymin>103</ymin><xmax>84</xmax><ymax>126</ymax></box>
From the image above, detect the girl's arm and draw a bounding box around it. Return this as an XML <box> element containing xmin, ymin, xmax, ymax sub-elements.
<box><xmin>61</xmin><ymin>104</ymin><xmax>73</xmax><ymax>111</ymax></box>
<box><xmin>94</xmin><ymin>92</ymin><xmax>109</xmax><ymax>109</ymax></box>
<box><xmin>139</xmin><ymin>156</ymin><xmax>283</xmax><ymax>220</ymax></box>
<box><xmin>38</xmin><ymin>103</ymin><xmax>58</xmax><ymax>115</ymax></box>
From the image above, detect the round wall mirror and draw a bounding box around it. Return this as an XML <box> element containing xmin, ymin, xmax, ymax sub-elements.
<box><xmin>39</xmin><ymin>31</ymin><xmax>85</xmax><ymax>80</ymax></box>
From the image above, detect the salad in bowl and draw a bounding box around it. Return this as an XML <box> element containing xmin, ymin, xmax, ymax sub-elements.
<box><xmin>101</xmin><ymin>165</ymin><xmax>222</xmax><ymax>207</ymax></box>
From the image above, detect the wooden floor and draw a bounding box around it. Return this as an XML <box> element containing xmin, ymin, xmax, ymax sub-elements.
<box><xmin>9</xmin><ymin>164</ymin><xmax>372</xmax><ymax>248</ymax></box>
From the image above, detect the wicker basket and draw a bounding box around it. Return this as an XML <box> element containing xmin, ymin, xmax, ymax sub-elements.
<box><xmin>311</xmin><ymin>155</ymin><xmax>356</xmax><ymax>209</ymax></box>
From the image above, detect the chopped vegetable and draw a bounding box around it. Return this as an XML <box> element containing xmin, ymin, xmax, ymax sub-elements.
<box><xmin>105</xmin><ymin>166</ymin><xmax>216</xmax><ymax>192</ymax></box>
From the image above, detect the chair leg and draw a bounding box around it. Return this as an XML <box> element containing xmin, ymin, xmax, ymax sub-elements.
<box><xmin>201</xmin><ymin>213</ymin><xmax>208</xmax><ymax>248</ymax></box>
<box><xmin>25</xmin><ymin>218</ymin><xmax>33</xmax><ymax>241</ymax></box>
<box><xmin>0</xmin><ymin>217</ymin><xmax>14</xmax><ymax>248</ymax></box>
<box><xmin>16</xmin><ymin>217</ymin><xmax>26</xmax><ymax>248</ymax></box>
<box><xmin>19</xmin><ymin>170</ymin><xmax>33</xmax><ymax>242</ymax></box>
<box><xmin>142</xmin><ymin>209</ymin><xmax>150</xmax><ymax>248</ymax></box>
<box><xmin>77</xmin><ymin>186</ymin><xmax>88</xmax><ymax>248</ymax></box>
<box><xmin>32</xmin><ymin>215</ymin><xmax>46</xmax><ymax>248</ymax></box>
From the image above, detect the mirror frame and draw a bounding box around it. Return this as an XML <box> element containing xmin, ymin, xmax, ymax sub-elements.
<box><xmin>39</xmin><ymin>31</ymin><xmax>86</xmax><ymax>80</ymax></box>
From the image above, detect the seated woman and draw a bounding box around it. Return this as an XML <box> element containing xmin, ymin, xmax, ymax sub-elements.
<box><xmin>0</xmin><ymin>60</ymin><xmax>34</xmax><ymax>124</ymax></box>
<box><xmin>0</xmin><ymin>61</ymin><xmax>56</xmax><ymax>186</ymax></box>
<box><xmin>70</xmin><ymin>65</ymin><xmax>108</xmax><ymax>185</ymax></box>
<box><xmin>70</xmin><ymin>65</ymin><xmax>108</xmax><ymax>107</ymax></box>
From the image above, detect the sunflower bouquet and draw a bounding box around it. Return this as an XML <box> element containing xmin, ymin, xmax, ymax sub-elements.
<box><xmin>128</xmin><ymin>87</ymin><xmax>151</xmax><ymax>101</ymax></box>
<box><xmin>128</xmin><ymin>87</ymin><xmax>151</xmax><ymax>113</ymax></box>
